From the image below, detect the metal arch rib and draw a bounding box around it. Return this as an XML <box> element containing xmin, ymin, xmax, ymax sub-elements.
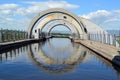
<box><xmin>27</xmin><ymin>8</ymin><xmax>86</xmax><ymax>38</ymax></box>
<box><xmin>46</xmin><ymin>20</ymin><xmax>79</xmax><ymax>35</ymax></box>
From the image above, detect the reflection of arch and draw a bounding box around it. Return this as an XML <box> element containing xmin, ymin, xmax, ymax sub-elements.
<box><xmin>27</xmin><ymin>38</ymin><xmax>90</xmax><ymax>74</ymax></box>
<box><xmin>27</xmin><ymin>44</ymin><xmax>75</xmax><ymax>74</ymax></box>
<box><xmin>27</xmin><ymin>8</ymin><xmax>87</xmax><ymax>39</ymax></box>
<box><xmin>46</xmin><ymin>20</ymin><xmax>78</xmax><ymax>34</ymax></box>
<box><xmin>45</xmin><ymin>38</ymin><xmax>73</xmax><ymax>54</ymax></box>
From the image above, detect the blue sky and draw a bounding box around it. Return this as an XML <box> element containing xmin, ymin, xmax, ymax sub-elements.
<box><xmin>0</xmin><ymin>0</ymin><xmax>120</xmax><ymax>30</ymax></box>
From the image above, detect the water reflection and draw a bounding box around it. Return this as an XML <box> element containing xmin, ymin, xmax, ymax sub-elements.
<box><xmin>0</xmin><ymin>46</ymin><xmax>26</xmax><ymax>63</ymax></box>
<box><xmin>27</xmin><ymin>38</ymin><xmax>91</xmax><ymax>74</ymax></box>
<box><xmin>87</xmin><ymin>49</ymin><xmax>120</xmax><ymax>78</ymax></box>
<box><xmin>0</xmin><ymin>38</ymin><xmax>120</xmax><ymax>80</ymax></box>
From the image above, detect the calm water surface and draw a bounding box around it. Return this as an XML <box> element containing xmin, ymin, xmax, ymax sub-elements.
<box><xmin>0</xmin><ymin>38</ymin><xmax>120</xmax><ymax>80</ymax></box>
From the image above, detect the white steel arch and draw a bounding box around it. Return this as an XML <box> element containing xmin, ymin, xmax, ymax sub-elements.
<box><xmin>46</xmin><ymin>20</ymin><xmax>78</xmax><ymax>34</ymax></box>
<box><xmin>27</xmin><ymin>8</ymin><xmax>87</xmax><ymax>39</ymax></box>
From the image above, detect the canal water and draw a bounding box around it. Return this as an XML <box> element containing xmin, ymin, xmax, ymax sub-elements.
<box><xmin>0</xmin><ymin>38</ymin><xmax>120</xmax><ymax>80</ymax></box>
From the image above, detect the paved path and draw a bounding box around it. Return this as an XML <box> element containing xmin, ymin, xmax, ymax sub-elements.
<box><xmin>0</xmin><ymin>39</ymin><xmax>31</xmax><ymax>45</ymax></box>
<box><xmin>0</xmin><ymin>39</ymin><xmax>43</xmax><ymax>46</ymax></box>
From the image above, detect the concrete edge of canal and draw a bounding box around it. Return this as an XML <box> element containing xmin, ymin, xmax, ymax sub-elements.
<box><xmin>0</xmin><ymin>39</ymin><xmax>45</xmax><ymax>53</ymax></box>
<box><xmin>74</xmin><ymin>39</ymin><xmax>120</xmax><ymax>67</ymax></box>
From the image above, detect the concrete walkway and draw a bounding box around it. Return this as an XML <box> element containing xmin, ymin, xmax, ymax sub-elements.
<box><xmin>0</xmin><ymin>39</ymin><xmax>31</xmax><ymax>45</ymax></box>
<box><xmin>0</xmin><ymin>39</ymin><xmax>42</xmax><ymax>52</ymax></box>
<box><xmin>74</xmin><ymin>39</ymin><xmax>120</xmax><ymax>66</ymax></box>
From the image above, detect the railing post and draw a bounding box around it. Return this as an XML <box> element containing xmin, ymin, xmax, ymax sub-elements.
<box><xmin>10</xmin><ymin>30</ymin><xmax>12</xmax><ymax>41</ymax></box>
<box><xmin>18</xmin><ymin>30</ymin><xmax>19</xmax><ymax>40</ymax></box>
<box><xmin>91</xmin><ymin>33</ymin><xmax>93</xmax><ymax>41</ymax></box>
<box><xmin>6</xmin><ymin>29</ymin><xmax>8</xmax><ymax>42</ymax></box>
<box><xmin>99</xmin><ymin>31</ymin><xmax>103</xmax><ymax>43</ymax></box>
<box><xmin>20</xmin><ymin>31</ymin><xmax>22</xmax><ymax>39</ymax></box>
<box><xmin>24</xmin><ymin>31</ymin><xmax>26</xmax><ymax>39</ymax></box>
<box><xmin>100</xmin><ymin>31</ymin><xmax>101</xmax><ymax>42</ymax></box>
<box><xmin>95</xmin><ymin>33</ymin><xmax>97</xmax><ymax>42</ymax></box>
<box><xmin>22</xmin><ymin>31</ymin><xmax>24</xmax><ymax>39</ymax></box>
<box><xmin>8</xmin><ymin>30</ymin><xmax>10</xmax><ymax>41</ymax></box>
<box><xmin>17</xmin><ymin>30</ymin><xmax>19</xmax><ymax>40</ymax></box>
<box><xmin>2</xmin><ymin>29</ymin><xmax>4</xmax><ymax>42</ymax></box>
<box><xmin>15</xmin><ymin>31</ymin><xmax>17</xmax><ymax>40</ymax></box>
<box><xmin>113</xmin><ymin>34</ymin><xmax>116</xmax><ymax>46</ymax></box>
<box><xmin>21</xmin><ymin>31</ymin><xmax>22</xmax><ymax>39</ymax></box>
<box><xmin>103</xmin><ymin>31</ymin><xmax>106</xmax><ymax>44</ymax></box>
<box><xmin>96</xmin><ymin>32</ymin><xmax>98</xmax><ymax>42</ymax></box>
<box><xmin>108</xmin><ymin>34</ymin><xmax>110</xmax><ymax>45</ymax></box>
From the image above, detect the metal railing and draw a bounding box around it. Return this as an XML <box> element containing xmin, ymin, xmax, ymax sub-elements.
<box><xmin>88</xmin><ymin>31</ymin><xmax>119</xmax><ymax>47</ymax></box>
<box><xmin>0</xmin><ymin>29</ymin><xmax>26</xmax><ymax>42</ymax></box>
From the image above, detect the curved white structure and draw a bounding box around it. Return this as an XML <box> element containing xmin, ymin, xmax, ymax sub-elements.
<box><xmin>27</xmin><ymin>8</ymin><xmax>87</xmax><ymax>39</ymax></box>
<box><xmin>80</xmin><ymin>17</ymin><xmax>104</xmax><ymax>33</ymax></box>
<box><xmin>46</xmin><ymin>20</ymin><xmax>78</xmax><ymax>34</ymax></box>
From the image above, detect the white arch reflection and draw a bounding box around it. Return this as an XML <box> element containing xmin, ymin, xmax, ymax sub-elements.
<box><xmin>27</xmin><ymin>38</ymin><xmax>92</xmax><ymax>74</ymax></box>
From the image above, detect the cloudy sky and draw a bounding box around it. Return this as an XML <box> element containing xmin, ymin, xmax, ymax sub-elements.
<box><xmin>0</xmin><ymin>0</ymin><xmax>120</xmax><ymax>30</ymax></box>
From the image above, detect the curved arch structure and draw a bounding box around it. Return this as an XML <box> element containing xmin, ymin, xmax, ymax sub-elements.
<box><xmin>46</xmin><ymin>20</ymin><xmax>78</xmax><ymax>34</ymax></box>
<box><xmin>27</xmin><ymin>8</ymin><xmax>87</xmax><ymax>39</ymax></box>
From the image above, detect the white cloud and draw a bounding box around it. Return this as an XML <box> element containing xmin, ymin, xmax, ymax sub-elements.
<box><xmin>17</xmin><ymin>1</ymin><xmax>79</xmax><ymax>17</ymax></box>
<box><xmin>24</xmin><ymin>1</ymin><xmax>79</xmax><ymax>9</ymax></box>
<box><xmin>1</xmin><ymin>10</ymin><xmax>12</xmax><ymax>14</ymax></box>
<box><xmin>0</xmin><ymin>4</ymin><xmax>19</xmax><ymax>10</ymax></box>
<box><xmin>81</xmin><ymin>10</ymin><xmax>120</xmax><ymax>30</ymax></box>
<box><xmin>0</xmin><ymin>1</ymin><xmax>79</xmax><ymax>30</ymax></box>
<box><xmin>0</xmin><ymin>4</ymin><xmax>19</xmax><ymax>16</ymax></box>
<box><xmin>82</xmin><ymin>10</ymin><xmax>111</xmax><ymax>19</ymax></box>
<box><xmin>104</xmin><ymin>18</ymin><xmax>120</xmax><ymax>23</ymax></box>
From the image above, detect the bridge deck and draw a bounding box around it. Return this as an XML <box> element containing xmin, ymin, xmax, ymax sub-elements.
<box><xmin>74</xmin><ymin>40</ymin><xmax>120</xmax><ymax>66</ymax></box>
